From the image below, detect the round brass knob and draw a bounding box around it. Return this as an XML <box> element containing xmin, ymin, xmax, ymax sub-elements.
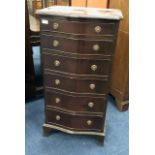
<box><xmin>56</xmin><ymin>115</ymin><xmax>61</xmax><ymax>120</ymax></box>
<box><xmin>55</xmin><ymin>79</ymin><xmax>60</xmax><ymax>85</ymax></box>
<box><xmin>54</xmin><ymin>60</ymin><xmax>60</xmax><ymax>67</ymax></box>
<box><xmin>55</xmin><ymin>97</ymin><xmax>60</xmax><ymax>103</ymax></box>
<box><xmin>89</xmin><ymin>83</ymin><xmax>95</xmax><ymax>90</ymax></box>
<box><xmin>94</xmin><ymin>26</ymin><xmax>102</xmax><ymax>33</ymax></box>
<box><xmin>53</xmin><ymin>22</ymin><xmax>59</xmax><ymax>30</ymax></box>
<box><xmin>93</xmin><ymin>44</ymin><xmax>100</xmax><ymax>51</ymax></box>
<box><xmin>88</xmin><ymin>102</ymin><xmax>94</xmax><ymax>108</ymax></box>
<box><xmin>87</xmin><ymin>120</ymin><xmax>92</xmax><ymax>125</ymax></box>
<box><xmin>91</xmin><ymin>65</ymin><xmax>97</xmax><ymax>71</ymax></box>
<box><xmin>53</xmin><ymin>40</ymin><xmax>59</xmax><ymax>47</ymax></box>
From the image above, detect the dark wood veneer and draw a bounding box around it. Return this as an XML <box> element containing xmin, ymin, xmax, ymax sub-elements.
<box><xmin>40</xmin><ymin>18</ymin><xmax>117</xmax><ymax>36</ymax></box>
<box><xmin>44</xmin><ymin>72</ymin><xmax>109</xmax><ymax>94</ymax></box>
<box><xmin>39</xmin><ymin>11</ymin><xmax>121</xmax><ymax>144</ymax></box>
<box><xmin>45</xmin><ymin>89</ymin><xmax>106</xmax><ymax>113</ymax></box>
<box><xmin>46</xmin><ymin>108</ymin><xmax>104</xmax><ymax>132</ymax></box>
<box><xmin>41</xmin><ymin>34</ymin><xmax>114</xmax><ymax>55</ymax></box>
<box><xmin>42</xmin><ymin>52</ymin><xmax>112</xmax><ymax>75</ymax></box>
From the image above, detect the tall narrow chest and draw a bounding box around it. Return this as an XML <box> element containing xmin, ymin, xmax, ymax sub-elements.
<box><xmin>37</xmin><ymin>6</ymin><xmax>122</xmax><ymax>144</ymax></box>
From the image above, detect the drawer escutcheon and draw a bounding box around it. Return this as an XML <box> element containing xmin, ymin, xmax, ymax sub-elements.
<box><xmin>53</xmin><ymin>22</ymin><xmax>59</xmax><ymax>30</ymax></box>
<box><xmin>94</xmin><ymin>26</ymin><xmax>102</xmax><ymax>33</ymax></box>
<box><xmin>93</xmin><ymin>44</ymin><xmax>100</xmax><ymax>51</ymax></box>
<box><xmin>53</xmin><ymin>40</ymin><xmax>59</xmax><ymax>47</ymax></box>
<box><xmin>55</xmin><ymin>79</ymin><xmax>60</xmax><ymax>85</ymax></box>
<box><xmin>56</xmin><ymin>115</ymin><xmax>61</xmax><ymax>121</ymax></box>
<box><xmin>87</xmin><ymin>120</ymin><xmax>92</xmax><ymax>125</ymax></box>
<box><xmin>55</xmin><ymin>97</ymin><xmax>60</xmax><ymax>103</ymax></box>
<box><xmin>89</xmin><ymin>84</ymin><xmax>96</xmax><ymax>90</ymax></box>
<box><xmin>88</xmin><ymin>102</ymin><xmax>94</xmax><ymax>108</ymax></box>
<box><xmin>91</xmin><ymin>64</ymin><xmax>97</xmax><ymax>71</ymax></box>
<box><xmin>54</xmin><ymin>60</ymin><xmax>60</xmax><ymax>67</ymax></box>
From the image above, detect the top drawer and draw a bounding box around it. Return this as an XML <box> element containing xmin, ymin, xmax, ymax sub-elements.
<box><xmin>40</xmin><ymin>19</ymin><xmax>117</xmax><ymax>36</ymax></box>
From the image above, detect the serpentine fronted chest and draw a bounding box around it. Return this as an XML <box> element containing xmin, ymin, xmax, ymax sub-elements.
<box><xmin>37</xmin><ymin>6</ymin><xmax>122</xmax><ymax>144</ymax></box>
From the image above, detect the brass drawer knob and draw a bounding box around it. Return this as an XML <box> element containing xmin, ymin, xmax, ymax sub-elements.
<box><xmin>89</xmin><ymin>83</ymin><xmax>95</xmax><ymax>90</ymax></box>
<box><xmin>53</xmin><ymin>40</ymin><xmax>59</xmax><ymax>47</ymax></box>
<box><xmin>55</xmin><ymin>97</ymin><xmax>60</xmax><ymax>103</ymax></box>
<box><xmin>55</xmin><ymin>79</ymin><xmax>60</xmax><ymax>85</ymax></box>
<box><xmin>54</xmin><ymin>60</ymin><xmax>60</xmax><ymax>67</ymax></box>
<box><xmin>91</xmin><ymin>65</ymin><xmax>97</xmax><ymax>71</ymax></box>
<box><xmin>53</xmin><ymin>22</ymin><xmax>59</xmax><ymax>30</ymax></box>
<box><xmin>94</xmin><ymin>26</ymin><xmax>102</xmax><ymax>33</ymax></box>
<box><xmin>93</xmin><ymin>44</ymin><xmax>100</xmax><ymax>51</ymax></box>
<box><xmin>88</xmin><ymin>102</ymin><xmax>94</xmax><ymax>108</ymax></box>
<box><xmin>56</xmin><ymin>115</ymin><xmax>61</xmax><ymax>121</ymax></box>
<box><xmin>87</xmin><ymin>120</ymin><xmax>92</xmax><ymax>125</ymax></box>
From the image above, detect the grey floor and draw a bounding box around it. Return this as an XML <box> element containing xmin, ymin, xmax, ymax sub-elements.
<box><xmin>25</xmin><ymin>97</ymin><xmax>128</xmax><ymax>155</ymax></box>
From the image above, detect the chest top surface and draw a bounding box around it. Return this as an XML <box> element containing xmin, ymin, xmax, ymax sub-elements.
<box><xmin>36</xmin><ymin>6</ymin><xmax>123</xmax><ymax>20</ymax></box>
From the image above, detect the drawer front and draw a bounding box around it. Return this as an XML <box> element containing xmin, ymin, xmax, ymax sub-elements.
<box><xmin>44</xmin><ymin>73</ymin><xmax>109</xmax><ymax>94</ymax></box>
<box><xmin>40</xmin><ymin>19</ymin><xmax>117</xmax><ymax>36</ymax></box>
<box><xmin>41</xmin><ymin>35</ymin><xmax>114</xmax><ymax>55</ymax></box>
<box><xmin>45</xmin><ymin>90</ymin><xmax>106</xmax><ymax>113</ymax></box>
<box><xmin>46</xmin><ymin>109</ymin><xmax>104</xmax><ymax>131</ymax></box>
<box><xmin>42</xmin><ymin>53</ymin><xmax>111</xmax><ymax>75</ymax></box>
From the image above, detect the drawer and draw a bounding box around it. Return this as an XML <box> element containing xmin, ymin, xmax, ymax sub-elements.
<box><xmin>42</xmin><ymin>52</ymin><xmax>112</xmax><ymax>76</ymax></box>
<box><xmin>45</xmin><ymin>89</ymin><xmax>107</xmax><ymax>113</ymax></box>
<box><xmin>41</xmin><ymin>35</ymin><xmax>114</xmax><ymax>55</ymax></box>
<box><xmin>40</xmin><ymin>19</ymin><xmax>117</xmax><ymax>36</ymax></box>
<box><xmin>46</xmin><ymin>108</ymin><xmax>104</xmax><ymax>132</ymax></box>
<box><xmin>44</xmin><ymin>72</ymin><xmax>109</xmax><ymax>94</ymax></box>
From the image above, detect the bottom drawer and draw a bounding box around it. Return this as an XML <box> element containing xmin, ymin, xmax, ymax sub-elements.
<box><xmin>46</xmin><ymin>108</ymin><xmax>104</xmax><ymax>132</ymax></box>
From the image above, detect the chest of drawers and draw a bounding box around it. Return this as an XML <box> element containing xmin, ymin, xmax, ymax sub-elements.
<box><xmin>37</xmin><ymin>6</ymin><xmax>122</xmax><ymax>144</ymax></box>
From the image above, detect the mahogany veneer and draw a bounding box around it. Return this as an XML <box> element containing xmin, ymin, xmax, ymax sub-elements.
<box><xmin>37</xmin><ymin>6</ymin><xmax>122</xmax><ymax>144</ymax></box>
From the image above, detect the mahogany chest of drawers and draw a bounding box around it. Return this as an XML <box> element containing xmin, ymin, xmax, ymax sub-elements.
<box><xmin>37</xmin><ymin>6</ymin><xmax>122</xmax><ymax>144</ymax></box>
